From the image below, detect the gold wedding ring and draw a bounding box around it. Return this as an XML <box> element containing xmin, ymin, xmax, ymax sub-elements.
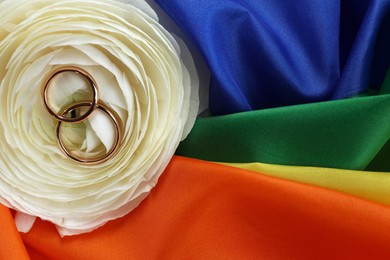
<box><xmin>41</xmin><ymin>66</ymin><xmax>122</xmax><ymax>164</ymax></box>
<box><xmin>56</xmin><ymin>101</ymin><xmax>122</xmax><ymax>165</ymax></box>
<box><xmin>42</xmin><ymin>66</ymin><xmax>99</xmax><ymax>123</ymax></box>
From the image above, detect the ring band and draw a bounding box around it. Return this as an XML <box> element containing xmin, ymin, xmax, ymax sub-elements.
<box><xmin>56</xmin><ymin>101</ymin><xmax>123</xmax><ymax>165</ymax></box>
<box><xmin>41</xmin><ymin>66</ymin><xmax>99</xmax><ymax>123</ymax></box>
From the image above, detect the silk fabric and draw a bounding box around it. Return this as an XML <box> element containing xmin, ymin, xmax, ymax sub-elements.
<box><xmin>177</xmin><ymin>71</ymin><xmax>390</xmax><ymax>171</ymax></box>
<box><xmin>156</xmin><ymin>0</ymin><xmax>390</xmax><ymax>115</ymax></box>
<box><xmin>2</xmin><ymin>0</ymin><xmax>390</xmax><ymax>258</ymax></box>
<box><xmin>225</xmin><ymin>162</ymin><xmax>390</xmax><ymax>207</ymax></box>
<box><xmin>2</xmin><ymin>157</ymin><xmax>390</xmax><ymax>259</ymax></box>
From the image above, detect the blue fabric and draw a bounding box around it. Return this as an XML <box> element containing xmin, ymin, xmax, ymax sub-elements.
<box><xmin>155</xmin><ymin>0</ymin><xmax>390</xmax><ymax>115</ymax></box>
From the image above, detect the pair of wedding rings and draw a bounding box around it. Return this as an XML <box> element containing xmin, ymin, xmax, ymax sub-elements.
<box><xmin>41</xmin><ymin>66</ymin><xmax>123</xmax><ymax>165</ymax></box>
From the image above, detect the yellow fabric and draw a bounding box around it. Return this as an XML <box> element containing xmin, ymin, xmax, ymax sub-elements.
<box><xmin>224</xmin><ymin>162</ymin><xmax>390</xmax><ymax>206</ymax></box>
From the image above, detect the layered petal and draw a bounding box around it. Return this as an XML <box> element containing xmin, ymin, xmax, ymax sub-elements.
<box><xmin>0</xmin><ymin>0</ymin><xmax>199</xmax><ymax>236</ymax></box>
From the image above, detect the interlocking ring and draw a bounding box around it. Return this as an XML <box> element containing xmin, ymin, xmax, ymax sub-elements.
<box><xmin>41</xmin><ymin>66</ymin><xmax>123</xmax><ymax>165</ymax></box>
<box><xmin>56</xmin><ymin>101</ymin><xmax>122</xmax><ymax>165</ymax></box>
<box><xmin>42</xmin><ymin>66</ymin><xmax>99</xmax><ymax>123</ymax></box>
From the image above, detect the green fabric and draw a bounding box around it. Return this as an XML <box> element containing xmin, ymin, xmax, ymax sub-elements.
<box><xmin>366</xmin><ymin>70</ymin><xmax>390</xmax><ymax>171</ymax></box>
<box><xmin>177</xmin><ymin>72</ymin><xmax>390</xmax><ymax>171</ymax></box>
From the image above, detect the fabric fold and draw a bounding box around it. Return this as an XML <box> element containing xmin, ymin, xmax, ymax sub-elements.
<box><xmin>224</xmin><ymin>162</ymin><xmax>390</xmax><ymax>207</ymax></box>
<box><xmin>156</xmin><ymin>0</ymin><xmax>390</xmax><ymax>115</ymax></box>
<box><xmin>19</xmin><ymin>157</ymin><xmax>390</xmax><ymax>259</ymax></box>
<box><xmin>0</xmin><ymin>206</ymin><xmax>30</xmax><ymax>260</ymax></box>
<box><xmin>177</xmin><ymin>91</ymin><xmax>390</xmax><ymax>171</ymax></box>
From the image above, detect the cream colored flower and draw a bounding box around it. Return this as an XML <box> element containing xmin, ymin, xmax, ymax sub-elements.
<box><xmin>0</xmin><ymin>0</ymin><xmax>199</xmax><ymax>236</ymax></box>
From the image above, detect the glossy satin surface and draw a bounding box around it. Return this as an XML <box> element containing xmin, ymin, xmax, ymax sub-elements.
<box><xmin>156</xmin><ymin>0</ymin><xmax>390</xmax><ymax>115</ymax></box>
<box><xmin>226</xmin><ymin>162</ymin><xmax>390</xmax><ymax>207</ymax></box>
<box><xmin>2</xmin><ymin>0</ymin><xmax>390</xmax><ymax>258</ymax></box>
<box><xmin>1</xmin><ymin>157</ymin><xmax>389</xmax><ymax>259</ymax></box>
<box><xmin>177</xmin><ymin>72</ymin><xmax>390</xmax><ymax>171</ymax></box>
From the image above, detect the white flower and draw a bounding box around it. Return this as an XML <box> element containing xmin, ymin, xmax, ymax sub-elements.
<box><xmin>0</xmin><ymin>0</ymin><xmax>199</xmax><ymax>236</ymax></box>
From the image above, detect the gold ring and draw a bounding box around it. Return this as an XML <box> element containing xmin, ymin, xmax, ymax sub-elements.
<box><xmin>41</xmin><ymin>66</ymin><xmax>99</xmax><ymax>123</ymax></box>
<box><xmin>56</xmin><ymin>101</ymin><xmax>123</xmax><ymax>165</ymax></box>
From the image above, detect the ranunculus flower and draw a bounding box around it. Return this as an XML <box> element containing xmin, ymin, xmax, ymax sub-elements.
<box><xmin>0</xmin><ymin>0</ymin><xmax>199</xmax><ymax>236</ymax></box>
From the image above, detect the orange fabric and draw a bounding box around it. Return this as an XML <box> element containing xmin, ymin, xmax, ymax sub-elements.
<box><xmin>0</xmin><ymin>206</ymin><xmax>30</xmax><ymax>260</ymax></box>
<box><xmin>2</xmin><ymin>156</ymin><xmax>390</xmax><ymax>259</ymax></box>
